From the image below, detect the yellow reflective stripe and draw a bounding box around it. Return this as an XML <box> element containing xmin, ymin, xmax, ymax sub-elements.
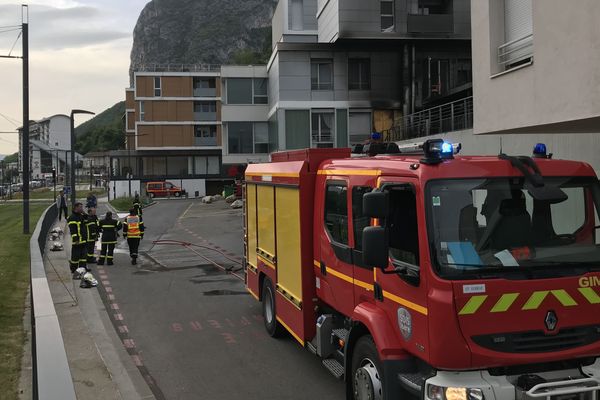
<box><xmin>382</xmin><ymin>290</ymin><xmax>428</xmax><ymax>316</ymax></box>
<box><xmin>312</xmin><ymin>260</ymin><xmax>427</xmax><ymax>315</ymax></box>
<box><xmin>317</xmin><ymin>169</ymin><xmax>381</xmax><ymax>176</ymax></box>
<box><xmin>276</xmin><ymin>316</ymin><xmax>304</xmax><ymax>345</ymax></box>
<box><xmin>101</xmin><ymin>225</ymin><xmax>116</xmax><ymax>228</ymax></box>
<box><xmin>551</xmin><ymin>289</ymin><xmax>577</xmax><ymax>306</ymax></box>
<box><xmin>247</xmin><ymin>287</ymin><xmax>259</xmax><ymax>301</ymax></box>
<box><xmin>490</xmin><ymin>293</ymin><xmax>520</xmax><ymax>313</ymax></box>
<box><xmin>522</xmin><ymin>291</ymin><xmax>549</xmax><ymax>310</ymax></box>
<box><xmin>579</xmin><ymin>287</ymin><xmax>600</xmax><ymax>304</ymax></box>
<box><xmin>459</xmin><ymin>295</ymin><xmax>488</xmax><ymax>315</ymax></box>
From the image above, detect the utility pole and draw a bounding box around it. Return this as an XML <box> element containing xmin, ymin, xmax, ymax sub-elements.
<box><xmin>22</xmin><ymin>5</ymin><xmax>29</xmax><ymax>233</ymax></box>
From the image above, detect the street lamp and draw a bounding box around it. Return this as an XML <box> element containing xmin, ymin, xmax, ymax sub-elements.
<box><xmin>70</xmin><ymin>109</ymin><xmax>95</xmax><ymax>206</ymax></box>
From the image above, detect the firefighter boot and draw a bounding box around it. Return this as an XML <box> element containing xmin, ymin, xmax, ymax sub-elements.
<box><xmin>131</xmin><ymin>256</ymin><xmax>137</xmax><ymax>265</ymax></box>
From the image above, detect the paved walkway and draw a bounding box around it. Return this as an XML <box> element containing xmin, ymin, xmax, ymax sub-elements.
<box><xmin>33</xmin><ymin>205</ymin><xmax>155</xmax><ymax>399</ymax></box>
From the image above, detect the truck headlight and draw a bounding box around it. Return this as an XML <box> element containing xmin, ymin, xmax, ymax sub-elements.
<box><xmin>427</xmin><ymin>384</ymin><xmax>484</xmax><ymax>400</ymax></box>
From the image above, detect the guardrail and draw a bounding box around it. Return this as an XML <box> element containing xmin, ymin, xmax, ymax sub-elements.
<box><xmin>30</xmin><ymin>203</ymin><xmax>77</xmax><ymax>400</ymax></box>
<box><xmin>136</xmin><ymin>63</ymin><xmax>221</xmax><ymax>73</ymax></box>
<box><xmin>385</xmin><ymin>96</ymin><xmax>473</xmax><ymax>141</ymax></box>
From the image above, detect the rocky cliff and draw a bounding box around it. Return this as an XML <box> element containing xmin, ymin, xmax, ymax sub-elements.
<box><xmin>129</xmin><ymin>0</ymin><xmax>276</xmax><ymax>79</ymax></box>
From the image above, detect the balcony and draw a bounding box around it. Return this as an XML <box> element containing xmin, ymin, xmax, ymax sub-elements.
<box><xmin>193</xmin><ymin>87</ymin><xmax>217</xmax><ymax>97</ymax></box>
<box><xmin>194</xmin><ymin>112</ymin><xmax>217</xmax><ymax>121</ymax></box>
<box><xmin>407</xmin><ymin>14</ymin><xmax>453</xmax><ymax>34</ymax></box>
<box><xmin>194</xmin><ymin>136</ymin><xmax>217</xmax><ymax>146</ymax></box>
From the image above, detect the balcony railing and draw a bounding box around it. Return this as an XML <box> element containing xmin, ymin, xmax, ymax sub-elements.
<box><xmin>498</xmin><ymin>34</ymin><xmax>533</xmax><ymax>67</ymax></box>
<box><xmin>137</xmin><ymin>63</ymin><xmax>221</xmax><ymax>73</ymax></box>
<box><xmin>385</xmin><ymin>96</ymin><xmax>473</xmax><ymax>141</ymax></box>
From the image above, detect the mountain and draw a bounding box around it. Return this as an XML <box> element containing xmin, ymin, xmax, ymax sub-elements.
<box><xmin>74</xmin><ymin>101</ymin><xmax>125</xmax><ymax>155</ymax></box>
<box><xmin>129</xmin><ymin>0</ymin><xmax>276</xmax><ymax>79</ymax></box>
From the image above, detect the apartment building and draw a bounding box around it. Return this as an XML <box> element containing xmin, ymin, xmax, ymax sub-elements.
<box><xmin>267</xmin><ymin>0</ymin><xmax>472</xmax><ymax>149</ymax></box>
<box><xmin>118</xmin><ymin>65</ymin><xmax>270</xmax><ymax>197</ymax></box>
<box><xmin>472</xmin><ymin>0</ymin><xmax>600</xmax><ymax>135</ymax></box>
<box><xmin>17</xmin><ymin>114</ymin><xmax>77</xmax><ymax>181</ymax></box>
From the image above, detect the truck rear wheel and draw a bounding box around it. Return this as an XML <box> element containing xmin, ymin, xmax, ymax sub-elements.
<box><xmin>262</xmin><ymin>278</ymin><xmax>285</xmax><ymax>337</ymax></box>
<box><xmin>351</xmin><ymin>336</ymin><xmax>383</xmax><ymax>400</ymax></box>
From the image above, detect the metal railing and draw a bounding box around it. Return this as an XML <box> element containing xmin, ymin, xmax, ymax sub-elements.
<box><xmin>385</xmin><ymin>96</ymin><xmax>473</xmax><ymax>141</ymax></box>
<box><xmin>136</xmin><ymin>63</ymin><xmax>221</xmax><ymax>73</ymax></box>
<box><xmin>498</xmin><ymin>34</ymin><xmax>533</xmax><ymax>67</ymax></box>
<box><xmin>30</xmin><ymin>204</ymin><xmax>77</xmax><ymax>400</ymax></box>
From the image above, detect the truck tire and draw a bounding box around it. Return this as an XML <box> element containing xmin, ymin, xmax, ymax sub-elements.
<box><xmin>351</xmin><ymin>335</ymin><xmax>383</xmax><ymax>400</ymax></box>
<box><xmin>262</xmin><ymin>278</ymin><xmax>285</xmax><ymax>337</ymax></box>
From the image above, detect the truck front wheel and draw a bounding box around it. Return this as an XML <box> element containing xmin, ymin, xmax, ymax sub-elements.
<box><xmin>351</xmin><ymin>335</ymin><xmax>383</xmax><ymax>400</ymax></box>
<box><xmin>262</xmin><ymin>278</ymin><xmax>285</xmax><ymax>337</ymax></box>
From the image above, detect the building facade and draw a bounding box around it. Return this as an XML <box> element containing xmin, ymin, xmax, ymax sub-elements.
<box><xmin>17</xmin><ymin>114</ymin><xmax>76</xmax><ymax>181</ymax></box>
<box><xmin>267</xmin><ymin>0</ymin><xmax>472</xmax><ymax>149</ymax></box>
<box><xmin>471</xmin><ymin>0</ymin><xmax>600</xmax><ymax>135</ymax></box>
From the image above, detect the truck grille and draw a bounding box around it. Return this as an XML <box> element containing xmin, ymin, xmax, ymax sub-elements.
<box><xmin>472</xmin><ymin>326</ymin><xmax>600</xmax><ymax>353</ymax></box>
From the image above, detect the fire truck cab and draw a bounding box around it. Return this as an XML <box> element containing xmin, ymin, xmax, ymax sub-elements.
<box><xmin>244</xmin><ymin>140</ymin><xmax>600</xmax><ymax>400</ymax></box>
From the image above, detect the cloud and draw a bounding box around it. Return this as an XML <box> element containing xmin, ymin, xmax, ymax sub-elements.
<box><xmin>0</xmin><ymin>3</ymin><xmax>131</xmax><ymax>50</ymax></box>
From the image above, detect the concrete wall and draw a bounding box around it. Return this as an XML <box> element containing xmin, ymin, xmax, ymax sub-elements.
<box><xmin>111</xmin><ymin>179</ymin><xmax>208</xmax><ymax>199</ymax></box>
<box><xmin>397</xmin><ymin>129</ymin><xmax>600</xmax><ymax>174</ymax></box>
<box><xmin>112</xmin><ymin>180</ymin><xmax>141</xmax><ymax>199</ymax></box>
<box><xmin>317</xmin><ymin>0</ymin><xmax>339</xmax><ymax>43</ymax></box>
<box><xmin>471</xmin><ymin>0</ymin><xmax>600</xmax><ymax>135</ymax></box>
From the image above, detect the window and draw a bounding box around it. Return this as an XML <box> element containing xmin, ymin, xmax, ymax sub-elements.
<box><xmin>226</xmin><ymin>78</ymin><xmax>268</xmax><ymax>104</ymax></box>
<box><xmin>311</xmin><ymin>59</ymin><xmax>333</xmax><ymax>91</ymax></box>
<box><xmin>154</xmin><ymin>77</ymin><xmax>161</xmax><ymax>97</ymax></box>
<box><xmin>352</xmin><ymin>186</ymin><xmax>373</xmax><ymax>251</ymax></box>
<box><xmin>311</xmin><ymin>112</ymin><xmax>334</xmax><ymax>148</ymax></box>
<box><xmin>139</xmin><ymin>101</ymin><xmax>145</xmax><ymax>121</ymax></box>
<box><xmin>348</xmin><ymin>58</ymin><xmax>371</xmax><ymax>90</ymax></box>
<box><xmin>381</xmin><ymin>0</ymin><xmax>395</xmax><ymax>32</ymax></box>
<box><xmin>349</xmin><ymin>112</ymin><xmax>372</xmax><ymax>145</ymax></box>
<box><xmin>193</xmin><ymin>77</ymin><xmax>216</xmax><ymax>97</ymax></box>
<box><xmin>254</xmin><ymin>122</ymin><xmax>269</xmax><ymax>153</ymax></box>
<box><xmin>194</xmin><ymin>102</ymin><xmax>217</xmax><ymax>113</ymax></box>
<box><xmin>253</xmin><ymin>79</ymin><xmax>268</xmax><ymax>104</ymax></box>
<box><xmin>388</xmin><ymin>185</ymin><xmax>419</xmax><ymax>266</ymax></box>
<box><xmin>227</xmin><ymin>78</ymin><xmax>253</xmax><ymax>104</ymax></box>
<box><xmin>193</xmin><ymin>156</ymin><xmax>220</xmax><ymax>175</ymax></box>
<box><xmin>194</xmin><ymin>125</ymin><xmax>217</xmax><ymax>146</ymax></box>
<box><xmin>228</xmin><ymin>122</ymin><xmax>254</xmax><ymax>154</ymax></box>
<box><xmin>325</xmin><ymin>183</ymin><xmax>348</xmax><ymax>245</ymax></box>
<box><xmin>498</xmin><ymin>0</ymin><xmax>533</xmax><ymax>70</ymax></box>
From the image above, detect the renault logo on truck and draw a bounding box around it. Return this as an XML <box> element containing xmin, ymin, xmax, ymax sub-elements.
<box><xmin>545</xmin><ymin>310</ymin><xmax>558</xmax><ymax>331</ymax></box>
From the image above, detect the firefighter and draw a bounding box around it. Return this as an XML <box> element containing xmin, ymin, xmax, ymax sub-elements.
<box><xmin>133</xmin><ymin>193</ymin><xmax>143</xmax><ymax>216</ymax></box>
<box><xmin>123</xmin><ymin>208</ymin><xmax>144</xmax><ymax>265</ymax></box>
<box><xmin>85</xmin><ymin>207</ymin><xmax>100</xmax><ymax>263</ymax></box>
<box><xmin>98</xmin><ymin>211</ymin><xmax>121</xmax><ymax>266</ymax></box>
<box><xmin>67</xmin><ymin>202</ymin><xmax>88</xmax><ymax>277</ymax></box>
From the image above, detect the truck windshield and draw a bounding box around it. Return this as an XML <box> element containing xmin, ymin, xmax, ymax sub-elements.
<box><xmin>427</xmin><ymin>177</ymin><xmax>600</xmax><ymax>279</ymax></box>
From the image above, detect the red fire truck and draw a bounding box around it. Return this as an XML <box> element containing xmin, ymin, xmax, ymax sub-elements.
<box><xmin>244</xmin><ymin>140</ymin><xmax>600</xmax><ymax>400</ymax></box>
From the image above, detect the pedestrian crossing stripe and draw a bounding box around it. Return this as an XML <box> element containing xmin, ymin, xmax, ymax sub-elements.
<box><xmin>459</xmin><ymin>288</ymin><xmax>589</xmax><ymax>315</ymax></box>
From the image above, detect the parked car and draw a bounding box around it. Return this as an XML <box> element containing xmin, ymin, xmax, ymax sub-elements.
<box><xmin>145</xmin><ymin>181</ymin><xmax>185</xmax><ymax>198</ymax></box>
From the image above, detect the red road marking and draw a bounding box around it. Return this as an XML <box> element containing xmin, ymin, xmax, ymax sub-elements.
<box><xmin>171</xmin><ymin>323</ymin><xmax>183</xmax><ymax>332</ymax></box>
<box><xmin>102</xmin><ymin>280</ymin><xmax>110</xmax><ymax>286</ymax></box>
<box><xmin>240</xmin><ymin>317</ymin><xmax>251</xmax><ymax>326</ymax></box>
<box><xmin>208</xmin><ymin>320</ymin><xmax>222</xmax><ymax>329</ymax></box>
<box><xmin>123</xmin><ymin>339</ymin><xmax>135</xmax><ymax>348</ymax></box>
<box><xmin>225</xmin><ymin>318</ymin><xmax>235</xmax><ymax>327</ymax></box>
<box><xmin>114</xmin><ymin>314</ymin><xmax>124</xmax><ymax>321</ymax></box>
<box><xmin>131</xmin><ymin>355</ymin><xmax>143</xmax><ymax>366</ymax></box>
<box><xmin>190</xmin><ymin>321</ymin><xmax>203</xmax><ymax>331</ymax></box>
<box><xmin>221</xmin><ymin>332</ymin><xmax>237</xmax><ymax>344</ymax></box>
<box><xmin>105</xmin><ymin>287</ymin><xmax>112</xmax><ymax>293</ymax></box>
<box><xmin>118</xmin><ymin>325</ymin><xmax>129</xmax><ymax>334</ymax></box>
<box><xmin>111</xmin><ymin>303</ymin><xmax>120</xmax><ymax>310</ymax></box>
<box><xmin>108</xmin><ymin>294</ymin><xmax>115</xmax><ymax>301</ymax></box>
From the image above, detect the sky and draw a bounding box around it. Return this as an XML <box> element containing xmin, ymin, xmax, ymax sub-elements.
<box><xmin>0</xmin><ymin>0</ymin><xmax>149</xmax><ymax>155</ymax></box>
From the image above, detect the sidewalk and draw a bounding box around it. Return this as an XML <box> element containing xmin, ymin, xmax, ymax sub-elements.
<box><xmin>34</xmin><ymin>213</ymin><xmax>155</xmax><ymax>399</ymax></box>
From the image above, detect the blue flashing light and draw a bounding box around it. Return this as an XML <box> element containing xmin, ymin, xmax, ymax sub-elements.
<box><xmin>441</xmin><ymin>141</ymin><xmax>453</xmax><ymax>154</ymax></box>
<box><xmin>533</xmin><ymin>143</ymin><xmax>547</xmax><ymax>158</ymax></box>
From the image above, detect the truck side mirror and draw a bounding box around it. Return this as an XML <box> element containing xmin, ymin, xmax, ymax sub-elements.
<box><xmin>362</xmin><ymin>226</ymin><xmax>389</xmax><ymax>269</ymax></box>
<box><xmin>363</xmin><ymin>191</ymin><xmax>389</xmax><ymax>219</ymax></box>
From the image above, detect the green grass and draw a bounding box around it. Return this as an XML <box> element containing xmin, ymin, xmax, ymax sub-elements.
<box><xmin>0</xmin><ymin>204</ymin><xmax>47</xmax><ymax>399</ymax></box>
<box><xmin>109</xmin><ymin>196</ymin><xmax>135</xmax><ymax>212</ymax></box>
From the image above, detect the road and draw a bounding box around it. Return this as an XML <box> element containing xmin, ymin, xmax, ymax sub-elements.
<box><xmin>96</xmin><ymin>199</ymin><xmax>344</xmax><ymax>400</ymax></box>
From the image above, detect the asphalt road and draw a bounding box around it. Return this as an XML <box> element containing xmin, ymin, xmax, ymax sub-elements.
<box><xmin>97</xmin><ymin>199</ymin><xmax>344</xmax><ymax>400</ymax></box>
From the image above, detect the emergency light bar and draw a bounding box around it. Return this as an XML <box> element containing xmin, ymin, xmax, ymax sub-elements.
<box><xmin>396</xmin><ymin>139</ymin><xmax>461</xmax><ymax>164</ymax></box>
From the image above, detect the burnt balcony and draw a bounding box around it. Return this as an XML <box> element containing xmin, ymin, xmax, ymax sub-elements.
<box><xmin>407</xmin><ymin>14</ymin><xmax>453</xmax><ymax>34</ymax></box>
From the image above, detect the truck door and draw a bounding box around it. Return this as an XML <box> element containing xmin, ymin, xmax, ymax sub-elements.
<box><xmin>318</xmin><ymin>178</ymin><xmax>355</xmax><ymax>317</ymax></box>
<box><xmin>375</xmin><ymin>180</ymin><xmax>429</xmax><ymax>357</ymax></box>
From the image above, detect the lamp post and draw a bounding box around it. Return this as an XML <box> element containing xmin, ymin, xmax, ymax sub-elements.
<box><xmin>70</xmin><ymin>109</ymin><xmax>95</xmax><ymax>206</ymax></box>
